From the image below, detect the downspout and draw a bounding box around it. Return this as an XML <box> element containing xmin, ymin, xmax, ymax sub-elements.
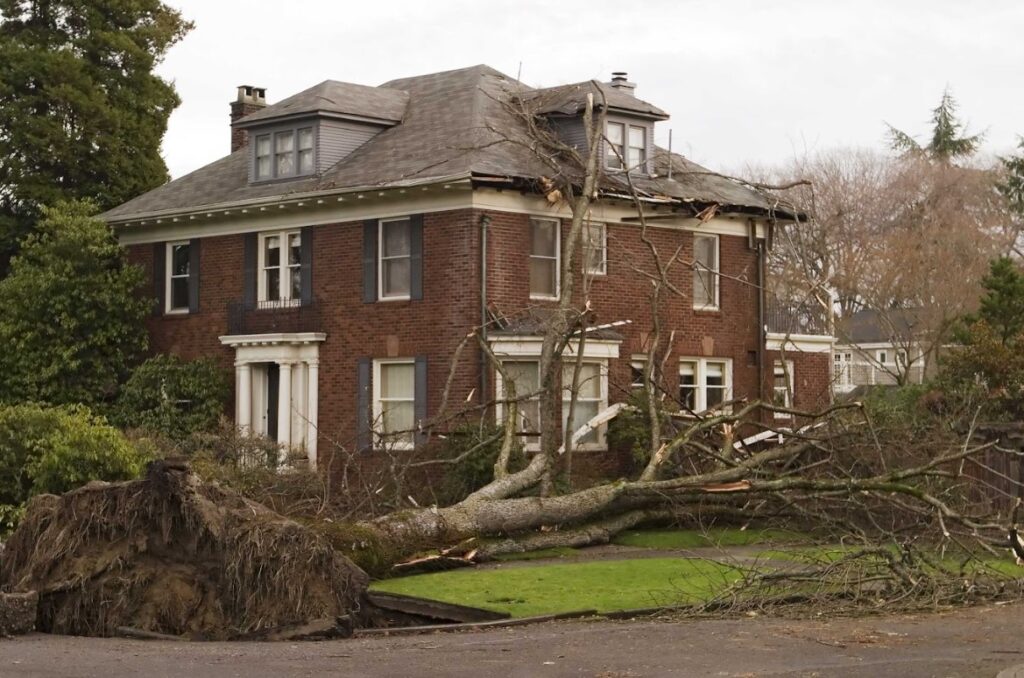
<box><xmin>756</xmin><ymin>234</ymin><xmax>767</xmax><ymax>405</ymax></box>
<box><xmin>479</xmin><ymin>214</ymin><xmax>491</xmax><ymax>404</ymax></box>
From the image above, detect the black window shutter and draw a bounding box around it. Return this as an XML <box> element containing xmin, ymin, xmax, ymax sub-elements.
<box><xmin>188</xmin><ymin>238</ymin><xmax>201</xmax><ymax>314</ymax></box>
<box><xmin>414</xmin><ymin>355</ymin><xmax>428</xmax><ymax>446</ymax></box>
<box><xmin>300</xmin><ymin>225</ymin><xmax>313</xmax><ymax>306</ymax></box>
<box><xmin>242</xmin><ymin>233</ymin><xmax>257</xmax><ymax>309</ymax></box>
<box><xmin>362</xmin><ymin>219</ymin><xmax>377</xmax><ymax>303</ymax></box>
<box><xmin>409</xmin><ymin>214</ymin><xmax>424</xmax><ymax>301</ymax></box>
<box><xmin>356</xmin><ymin>357</ymin><xmax>372</xmax><ymax>452</ymax></box>
<box><xmin>152</xmin><ymin>242</ymin><xmax>165</xmax><ymax>316</ymax></box>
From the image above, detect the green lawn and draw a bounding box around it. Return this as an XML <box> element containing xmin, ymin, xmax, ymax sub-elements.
<box><xmin>370</xmin><ymin>557</ymin><xmax>741</xmax><ymax>617</ymax></box>
<box><xmin>612</xmin><ymin>527</ymin><xmax>812</xmax><ymax>550</ymax></box>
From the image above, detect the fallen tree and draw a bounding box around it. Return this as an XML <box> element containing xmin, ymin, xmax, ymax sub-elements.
<box><xmin>0</xmin><ymin>460</ymin><xmax>368</xmax><ymax>638</ymax></box>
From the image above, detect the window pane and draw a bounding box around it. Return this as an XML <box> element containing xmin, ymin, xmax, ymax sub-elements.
<box><xmin>504</xmin><ymin>361</ymin><xmax>539</xmax><ymax>395</ymax></box>
<box><xmin>631</xmin><ymin>362</ymin><xmax>645</xmax><ymax>388</ymax></box>
<box><xmin>584</xmin><ymin>224</ymin><xmax>605</xmax><ymax>273</ymax></box>
<box><xmin>519</xmin><ymin>400</ymin><xmax>541</xmax><ymax>434</ymax></box>
<box><xmin>564</xmin><ymin>363</ymin><xmax>600</xmax><ymax>399</ymax></box>
<box><xmin>706</xmin><ymin>387</ymin><xmax>725</xmax><ymax>409</ymax></box>
<box><xmin>265</xmin><ymin>236</ymin><xmax>280</xmax><ymax>267</ymax></box>
<box><xmin>275</xmin><ymin>132</ymin><xmax>294</xmax><ymax>153</ymax></box>
<box><xmin>705</xmin><ymin>362</ymin><xmax>725</xmax><ymax>385</ymax></box>
<box><xmin>290</xmin><ymin>268</ymin><xmax>301</xmax><ymax>299</ymax></box>
<box><xmin>530</xmin><ymin>219</ymin><xmax>557</xmax><ymax>257</ymax></box>
<box><xmin>694</xmin><ymin>270</ymin><xmax>714</xmax><ymax>307</ymax></box>
<box><xmin>288</xmin><ymin>233</ymin><xmax>301</xmax><ymax>265</ymax></box>
<box><xmin>256</xmin><ymin>135</ymin><xmax>271</xmax><ymax>156</ymax></box>
<box><xmin>383</xmin><ymin>258</ymin><xmax>410</xmax><ymax>297</ymax></box>
<box><xmin>679</xmin><ymin>362</ymin><xmax>696</xmax><ymax>409</ymax></box>
<box><xmin>629</xmin><ymin>125</ymin><xmax>645</xmax><ymax>149</ymax></box>
<box><xmin>170</xmin><ymin>278</ymin><xmax>189</xmax><ymax>310</ymax></box>
<box><xmin>257</xmin><ymin>155</ymin><xmax>271</xmax><ymax>179</ymax></box>
<box><xmin>383</xmin><ymin>220</ymin><xmax>411</xmax><ymax>257</ymax></box>
<box><xmin>265</xmin><ymin>269</ymin><xmax>280</xmax><ymax>301</ymax></box>
<box><xmin>628</xmin><ymin>147</ymin><xmax>646</xmax><ymax>169</ymax></box>
<box><xmin>381</xmin><ymin>363</ymin><xmax>415</xmax><ymax>399</ymax></box>
<box><xmin>381</xmin><ymin>401</ymin><xmax>414</xmax><ymax>441</ymax></box>
<box><xmin>565</xmin><ymin>401</ymin><xmax>599</xmax><ymax>445</ymax></box>
<box><xmin>529</xmin><ymin>258</ymin><xmax>557</xmax><ymax>297</ymax></box>
<box><xmin>171</xmin><ymin>244</ymin><xmax>189</xmax><ymax>276</ymax></box>
<box><xmin>607</xmin><ymin>123</ymin><xmax>624</xmax><ymax>144</ymax></box>
<box><xmin>298</xmin><ymin>128</ymin><xmax>313</xmax><ymax>150</ymax></box>
<box><xmin>298</xmin><ymin>149</ymin><xmax>313</xmax><ymax>174</ymax></box>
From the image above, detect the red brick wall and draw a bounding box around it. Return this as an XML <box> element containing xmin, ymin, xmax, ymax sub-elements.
<box><xmin>128</xmin><ymin>205</ymin><xmax>829</xmax><ymax>486</ymax></box>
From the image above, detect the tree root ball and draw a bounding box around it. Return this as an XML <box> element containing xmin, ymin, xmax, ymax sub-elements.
<box><xmin>0</xmin><ymin>460</ymin><xmax>369</xmax><ymax>639</ymax></box>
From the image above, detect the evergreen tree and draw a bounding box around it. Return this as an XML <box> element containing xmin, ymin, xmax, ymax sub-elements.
<box><xmin>0</xmin><ymin>0</ymin><xmax>192</xmax><ymax>270</ymax></box>
<box><xmin>975</xmin><ymin>257</ymin><xmax>1024</xmax><ymax>345</ymax></box>
<box><xmin>0</xmin><ymin>201</ymin><xmax>150</xmax><ymax>407</ymax></box>
<box><xmin>887</xmin><ymin>88</ymin><xmax>984</xmax><ymax>163</ymax></box>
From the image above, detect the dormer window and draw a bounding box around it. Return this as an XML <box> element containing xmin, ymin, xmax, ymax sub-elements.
<box><xmin>253</xmin><ymin>126</ymin><xmax>315</xmax><ymax>180</ymax></box>
<box><xmin>628</xmin><ymin>125</ymin><xmax>647</xmax><ymax>169</ymax></box>
<box><xmin>606</xmin><ymin>121</ymin><xmax>648</xmax><ymax>172</ymax></box>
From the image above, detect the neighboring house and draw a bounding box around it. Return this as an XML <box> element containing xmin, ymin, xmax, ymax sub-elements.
<box><xmin>833</xmin><ymin>309</ymin><xmax>928</xmax><ymax>393</ymax></box>
<box><xmin>101</xmin><ymin>65</ymin><xmax>832</xmax><ymax>479</ymax></box>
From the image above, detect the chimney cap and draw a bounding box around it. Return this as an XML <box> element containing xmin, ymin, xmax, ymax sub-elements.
<box><xmin>235</xmin><ymin>85</ymin><xmax>267</xmax><ymax>105</ymax></box>
<box><xmin>608</xmin><ymin>72</ymin><xmax>636</xmax><ymax>95</ymax></box>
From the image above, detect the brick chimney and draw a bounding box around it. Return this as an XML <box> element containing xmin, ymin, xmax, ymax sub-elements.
<box><xmin>609</xmin><ymin>72</ymin><xmax>636</xmax><ymax>96</ymax></box>
<box><xmin>230</xmin><ymin>85</ymin><xmax>267</xmax><ymax>152</ymax></box>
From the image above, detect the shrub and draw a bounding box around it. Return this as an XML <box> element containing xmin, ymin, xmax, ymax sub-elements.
<box><xmin>437</xmin><ymin>423</ymin><xmax>518</xmax><ymax>505</ymax></box>
<box><xmin>607</xmin><ymin>389</ymin><xmax>675</xmax><ymax>467</ymax></box>
<box><xmin>0</xmin><ymin>403</ymin><xmax>149</xmax><ymax>523</ymax></box>
<box><xmin>114</xmin><ymin>354</ymin><xmax>230</xmax><ymax>438</ymax></box>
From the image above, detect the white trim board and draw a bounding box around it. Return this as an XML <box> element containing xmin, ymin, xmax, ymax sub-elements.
<box><xmin>766</xmin><ymin>332</ymin><xmax>835</xmax><ymax>354</ymax></box>
<box><xmin>116</xmin><ymin>186</ymin><xmax>770</xmax><ymax>246</ymax></box>
<box><xmin>489</xmin><ymin>336</ymin><xmax>621</xmax><ymax>359</ymax></box>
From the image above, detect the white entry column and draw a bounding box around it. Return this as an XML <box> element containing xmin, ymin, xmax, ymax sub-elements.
<box><xmin>277</xmin><ymin>361</ymin><xmax>293</xmax><ymax>462</ymax></box>
<box><xmin>306</xmin><ymin>359</ymin><xmax>319</xmax><ymax>469</ymax></box>
<box><xmin>236</xmin><ymin>362</ymin><xmax>252</xmax><ymax>432</ymax></box>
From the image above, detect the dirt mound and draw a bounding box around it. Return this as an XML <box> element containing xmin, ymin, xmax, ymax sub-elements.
<box><xmin>0</xmin><ymin>460</ymin><xmax>369</xmax><ymax>639</ymax></box>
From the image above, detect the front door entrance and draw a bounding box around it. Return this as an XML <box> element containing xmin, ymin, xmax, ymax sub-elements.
<box><xmin>266</xmin><ymin>362</ymin><xmax>280</xmax><ymax>441</ymax></box>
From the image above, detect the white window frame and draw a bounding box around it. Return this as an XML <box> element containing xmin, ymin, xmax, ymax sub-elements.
<box><xmin>257</xmin><ymin>230</ymin><xmax>302</xmax><ymax>306</ymax></box>
<box><xmin>372</xmin><ymin>358</ymin><xmax>416</xmax><ymax>451</ymax></box>
<box><xmin>378</xmin><ymin>217</ymin><xmax>412</xmax><ymax>301</ymax></box>
<box><xmin>876</xmin><ymin>350</ymin><xmax>889</xmax><ymax>365</ymax></box>
<box><xmin>254</xmin><ymin>134</ymin><xmax>272</xmax><ymax>180</ymax></box>
<box><xmin>562</xmin><ymin>360</ymin><xmax>609</xmax><ymax>450</ymax></box>
<box><xmin>630</xmin><ymin>358</ymin><xmax>646</xmax><ymax>390</ymax></box>
<box><xmin>529</xmin><ymin>217</ymin><xmax>561</xmax><ymax>301</ymax></box>
<box><xmin>773</xmin><ymin>360</ymin><xmax>795</xmax><ymax>419</ymax></box>
<box><xmin>165</xmin><ymin>240</ymin><xmax>190</xmax><ymax>314</ymax></box>
<box><xmin>693</xmin><ymin>234</ymin><xmax>720</xmax><ymax>310</ymax></box>
<box><xmin>627</xmin><ymin>124</ymin><xmax>647</xmax><ymax>171</ymax></box>
<box><xmin>495</xmin><ymin>359</ymin><xmax>543</xmax><ymax>451</ymax></box>
<box><xmin>678</xmin><ymin>357</ymin><xmax>733</xmax><ymax>413</ymax></box>
<box><xmin>583</xmin><ymin>222</ymin><xmax>607</xmax><ymax>276</ymax></box>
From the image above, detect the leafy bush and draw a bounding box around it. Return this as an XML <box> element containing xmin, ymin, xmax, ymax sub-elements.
<box><xmin>859</xmin><ymin>383</ymin><xmax>934</xmax><ymax>434</ymax></box>
<box><xmin>0</xmin><ymin>403</ymin><xmax>149</xmax><ymax>525</ymax></box>
<box><xmin>940</xmin><ymin>321</ymin><xmax>1024</xmax><ymax>420</ymax></box>
<box><xmin>113</xmin><ymin>354</ymin><xmax>230</xmax><ymax>438</ymax></box>
<box><xmin>607</xmin><ymin>389</ymin><xmax>674</xmax><ymax>467</ymax></box>
<box><xmin>437</xmin><ymin>423</ymin><xmax>518</xmax><ymax>505</ymax></box>
<box><xmin>0</xmin><ymin>202</ymin><xmax>149</xmax><ymax>407</ymax></box>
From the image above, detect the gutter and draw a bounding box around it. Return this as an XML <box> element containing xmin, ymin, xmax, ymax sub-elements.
<box><xmin>756</xmin><ymin>231</ymin><xmax>767</xmax><ymax>403</ymax></box>
<box><xmin>101</xmin><ymin>173</ymin><xmax>475</xmax><ymax>227</ymax></box>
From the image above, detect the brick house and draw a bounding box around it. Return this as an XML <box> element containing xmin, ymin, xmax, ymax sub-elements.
<box><xmin>101</xmin><ymin>65</ymin><xmax>833</xmax><ymax>477</ymax></box>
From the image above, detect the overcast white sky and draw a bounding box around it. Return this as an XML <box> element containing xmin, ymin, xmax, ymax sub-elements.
<box><xmin>157</xmin><ymin>0</ymin><xmax>1024</xmax><ymax>179</ymax></box>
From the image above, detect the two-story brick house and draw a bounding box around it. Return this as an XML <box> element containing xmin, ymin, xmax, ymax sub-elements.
<box><xmin>101</xmin><ymin>65</ymin><xmax>832</xmax><ymax>478</ymax></box>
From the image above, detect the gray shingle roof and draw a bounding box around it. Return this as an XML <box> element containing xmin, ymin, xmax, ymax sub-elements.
<box><xmin>525</xmin><ymin>81</ymin><xmax>669</xmax><ymax>119</ymax></box>
<box><xmin>103</xmin><ymin>65</ymin><xmax>791</xmax><ymax>222</ymax></box>
<box><xmin>235</xmin><ymin>79</ymin><xmax>409</xmax><ymax>126</ymax></box>
<box><xmin>838</xmin><ymin>309</ymin><xmax>921</xmax><ymax>344</ymax></box>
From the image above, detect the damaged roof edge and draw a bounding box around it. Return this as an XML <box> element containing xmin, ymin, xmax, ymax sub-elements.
<box><xmin>101</xmin><ymin>173</ymin><xmax>475</xmax><ymax>226</ymax></box>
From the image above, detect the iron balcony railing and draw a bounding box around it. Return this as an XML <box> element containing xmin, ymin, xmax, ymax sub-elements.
<box><xmin>225</xmin><ymin>298</ymin><xmax>322</xmax><ymax>336</ymax></box>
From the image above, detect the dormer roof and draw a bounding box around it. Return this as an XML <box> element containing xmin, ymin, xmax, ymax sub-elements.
<box><xmin>525</xmin><ymin>81</ymin><xmax>669</xmax><ymax>120</ymax></box>
<box><xmin>233</xmin><ymin>79</ymin><xmax>409</xmax><ymax>128</ymax></box>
